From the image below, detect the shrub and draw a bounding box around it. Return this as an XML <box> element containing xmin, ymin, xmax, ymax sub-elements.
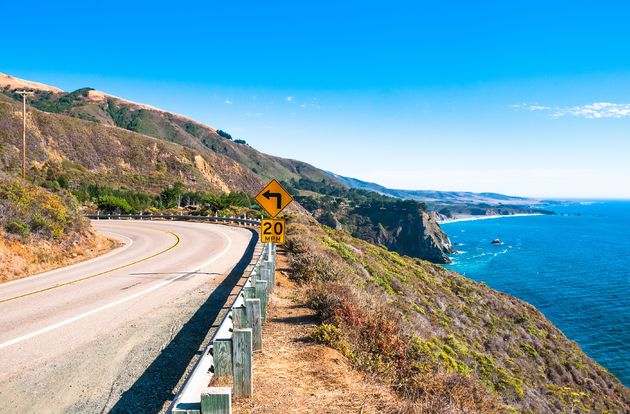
<box><xmin>5</xmin><ymin>219</ymin><xmax>30</xmax><ymax>239</ymax></box>
<box><xmin>0</xmin><ymin>176</ymin><xmax>76</xmax><ymax>239</ymax></box>
<box><xmin>96</xmin><ymin>195</ymin><xmax>133</xmax><ymax>214</ymax></box>
<box><xmin>216</xmin><ymin>129</ymin><xmax>233</xmax><ymax>140</ymax></box>
<box><xmin>310</xmin><ymin>324</ymin><xmax>353</xmax><ymax>358</ymax></box>
<box><xmin>289</xmin><ymin>249</ymin><xmax>348</xmax><ymax>282</ymax></box>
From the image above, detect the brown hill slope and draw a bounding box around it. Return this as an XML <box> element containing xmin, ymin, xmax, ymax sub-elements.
<box><xmin>0</xmin><ymin>73</ymin><xmax>337</xmax><ymax>186</ymax></box>
<box><xmin>0</xmin><ymin>93</ymin><xmax>261</xmax><ymax>194</ymax></box>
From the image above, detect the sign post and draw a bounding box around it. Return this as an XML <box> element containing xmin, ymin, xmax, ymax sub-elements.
<box><xmin>255</xmin><ymin>179</ymin><xmax>293</xmax><ymax>244</ymax></box>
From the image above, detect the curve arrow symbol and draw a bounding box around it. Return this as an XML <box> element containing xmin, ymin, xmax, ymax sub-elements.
<box><xmin>263</xmin><ymin>191</ymin><xmax>282</xmax><ymax>209</ymax></box>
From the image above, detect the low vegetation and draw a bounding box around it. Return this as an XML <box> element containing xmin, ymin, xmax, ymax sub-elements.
<box><xmin>0</xmin><ymin>174</ymin><xmax>114</xmax><ymax>282</ymax></box>
<box><xmin>0</xmin><ymin>173</ymin><xmax>81</xmax><ymax>240</ymax></box>
<box><xmin>71</xmin><ymin>182</ymin><xmax>258</xmax><ymax>216</ymax></box>
<box><xmin>286</xmin><ymin>213</ymin><xmax>629</xmax><ymax>413</ymax></box>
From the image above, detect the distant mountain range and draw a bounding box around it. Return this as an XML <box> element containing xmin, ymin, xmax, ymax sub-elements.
<box><xmin>327</xmin><ymin>173</ymin><xmax>542</xmax><ymax>206</ymax></box>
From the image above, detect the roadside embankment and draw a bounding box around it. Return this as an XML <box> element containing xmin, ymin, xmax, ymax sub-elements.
<box><xmin>233</xmin><ymin>247</ymin><xmax>400</xmax><ymax>414</ymax></box>
<box><xmin>0</xmin><ymin>175</ymin><xmax>117</xmax><ymax>282</ymax></box>
<box><xmin>238</xmin><ymin>213</ymin><xmax>628</xmax><ymax>414</ymax></box>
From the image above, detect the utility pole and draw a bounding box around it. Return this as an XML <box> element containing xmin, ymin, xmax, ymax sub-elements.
<box><xmin>15</xmin><ymin>90</ymin><xmax>35</xmax><ymax>179</ymax></box>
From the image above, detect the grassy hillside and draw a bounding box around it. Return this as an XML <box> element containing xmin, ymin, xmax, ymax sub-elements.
<box><xmin>1</xmin><ymin>81</ymin><xmax>338</xmax><ymax>186</ymax></box>
<box><xmin>286</xmin><ymin>213</ymin><xmax>629</xmax><ymax>413</ymax></box>
<box><xmin>0</xmin><ymin>93</ymin><xmax>261</xmax><ymax>194</ymax></box>
<box><xmin>0</xmin><ymin>174</ymin><xmax>115</xmax><ymax>281</ymax></box>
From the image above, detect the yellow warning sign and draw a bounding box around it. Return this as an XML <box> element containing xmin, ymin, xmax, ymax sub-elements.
<box><xmin>260</xmin><ymin>218</ymin><xmax>285</xmax><ymax>244</ymax></box>
<box><xmin>255</xmin><ymin>179</ymin><xmax>293</xmax><ymax>218</ymax></box>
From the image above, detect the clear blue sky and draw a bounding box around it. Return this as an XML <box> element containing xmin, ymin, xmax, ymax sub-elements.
<box><xmin>2</xmin><ymin>1</ymin><xmax>630</xmax><ymax>198</ymax></box>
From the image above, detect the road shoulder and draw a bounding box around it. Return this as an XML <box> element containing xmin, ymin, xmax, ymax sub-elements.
<box><xmin>233</xmin><ymin>248</ymin><xmax>399</xmax><ymax>414</ymax></box>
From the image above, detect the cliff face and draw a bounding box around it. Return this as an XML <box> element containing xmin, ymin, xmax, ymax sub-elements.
<box><xmin>315</xmin><ymin>202</ymin><xmax>454</xmax><ymax>264</ymax></box>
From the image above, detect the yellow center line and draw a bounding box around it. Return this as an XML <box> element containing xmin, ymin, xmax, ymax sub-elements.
<box><xmin>0</xmin><ymin>227</ymin><xmax>181</xmax><ymax>305</ymax></box>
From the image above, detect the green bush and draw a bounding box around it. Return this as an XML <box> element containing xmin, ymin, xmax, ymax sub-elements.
<box><xmin>310</xmin><ymin>324</ymin><xmax>353</xmax><ymax>358</ymax></box>
<box><xmin>4</xmin><ymin>219</ymin><xmax>30</xmax><ymax>239</ymax></box>
<box><xmin>96</xmin><ymin>195</ymin><xmax>134</xmax><ymax>214</ymax></box>
<box><xmin>216</xmin><ymin>129</ymin><xmax>233</xmax><ymax>140</ymax></box>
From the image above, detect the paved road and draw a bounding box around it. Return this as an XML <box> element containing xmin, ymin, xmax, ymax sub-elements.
<box><xmin>0</xmin><ymin>220</ymin><xmax>257</xmax><ymax>413</ymax></box>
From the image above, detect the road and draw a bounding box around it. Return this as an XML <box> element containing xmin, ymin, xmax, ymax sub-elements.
<box><xmin>0</xmin><ymin>220</ymin><xmax>257</xmax><ymax>413</ymax></box>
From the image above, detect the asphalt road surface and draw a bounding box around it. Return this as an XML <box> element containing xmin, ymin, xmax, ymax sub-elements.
<box><xmin>0</xmin><ymin>220</ymin><xmax>257</xmax><ymax>413</ymax></box>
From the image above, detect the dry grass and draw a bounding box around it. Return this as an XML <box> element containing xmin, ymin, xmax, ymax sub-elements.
<box><xmin>0</xmin><ymin>229</ymin><xmax>118</xmax><ymax>282</ymax></box>
<box><xmin>232</xmin><ymin>250</ymin><xmax>400</xmax><ymax>414</ymax></box>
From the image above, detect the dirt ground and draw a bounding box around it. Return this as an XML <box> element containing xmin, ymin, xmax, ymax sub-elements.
<box><xmin>232</xmin><ymin>248</ymin><xmax>400</xmax><ymax>414</ymax></box>
<box><xmin>0</xmin><ymin>231</ymin><xmax>118</xmax><ymax>283</ymax></box>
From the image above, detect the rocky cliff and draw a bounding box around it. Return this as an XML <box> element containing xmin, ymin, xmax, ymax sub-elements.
<box><xmin>297</xmin><ymin>179</ymin><xmax>455</xmax><ymax>263</ymax></box>
<box><xmin>345</xmin><ymin>204</ymin><xmax>454</xmax><ymax>264</ymax></box>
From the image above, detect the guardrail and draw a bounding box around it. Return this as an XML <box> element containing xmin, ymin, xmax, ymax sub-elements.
<box><xmin>169</xmin><ymin>242</ymin><xmax>276</xmax><ymax>414</ymax></box>
<box><xmin>86</xmin><ymin>213</ymin><xmax>262</xmax><ymax>226</ymax></box>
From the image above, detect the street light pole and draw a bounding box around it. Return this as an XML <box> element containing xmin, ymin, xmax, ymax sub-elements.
<box><xmin>15</xmin><ymin>90</ymin><xmax>34</xmax><ymax>179</ymax></box>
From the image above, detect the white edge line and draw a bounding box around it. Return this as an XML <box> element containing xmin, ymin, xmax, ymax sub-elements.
<box><xmin>0</xmin><ymin>229</ymin><xmax>233</xmax><ymax>350</ymax></box>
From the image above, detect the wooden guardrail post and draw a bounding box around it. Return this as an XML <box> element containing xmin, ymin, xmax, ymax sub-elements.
<box><xmin>269</xmin><ymin>260</ymin><xmax>276</xmax><ymax>291</ymax></box>
<box><xmin>201</xmin><ymin>387</ymin><xmax>231</xmax><ymax>414</ymax></box>
<box><xmin>232</xmin><ymin>328</ymin><xmax>253</xmax><ymax>398</ymax></box>
<box><xmin>232</xmin><ymin>306</ymin><xmax>249</xmax><ymax>329</ymax></box>
<box><xmin>260</xmin><ymin>267</ymin><xmax>272</xmax><ymax>294</ymax></box>
<box><xmin>212</xmin><ymin>339</ymin><xmax>232</xmax><ymax>378</ymax></box>
<box><xmin>245</xmin><ymin>298</ymin><xmax>262</xmax><ymax>351</ymax></box>
<box><xmin>255</xmin><ymin>280</ymin><xmax>268</xmax><ymax>323</ymax></box>
<box><xmin>243</xmin><ymin>286</ymin><xmax>256</xmax><ymax>300</ymax></box>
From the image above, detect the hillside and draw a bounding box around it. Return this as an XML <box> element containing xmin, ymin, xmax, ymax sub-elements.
<box><xmin>328</xmin><ymin>173</ymin><xmax>540</xmax><ymax>205</ymax></box>
<box><xmin>0</xmin><ymin>174</ymin><xmax>115</xmax><ymax>281</ymax></box>
<box><xmin>0</xmin><ymin>73</ymin><xmax>455</xmax><ymax>263</ymax></box>
<box><xmin>0</xmin><ymin>73</ymin><xmax>337</xmax><ymax>186</ymax></box>
<box><xmin>0</xmin><ymin>93</ymin><xmax>261</xmax><ymax>194</ymax></box>
<box><xmin>284</xmin><ymin>178</ymin><xmax>454</xmax><ymax>263</ymax></box>
<box><xmin>286</xmin><ymin>214</ymin><xmax>629</xmax><ymax>413</ymax></box>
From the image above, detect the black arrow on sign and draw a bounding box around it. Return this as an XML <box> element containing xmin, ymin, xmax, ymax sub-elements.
<box><xmin>263</xmin><ymin>191</ymin><xmax>282</xmax><ymax>209</ymax></box>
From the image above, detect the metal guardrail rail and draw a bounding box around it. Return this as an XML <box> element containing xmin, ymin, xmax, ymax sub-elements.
<box><xmin>86</xmin><ymin>213</ymin><xmax>262</xmax><ymax>226</ymax></box>
<box><xmin>170</xmin><ymin>242</ymin><xmax>274</xmax><ymax>413</ymax></box>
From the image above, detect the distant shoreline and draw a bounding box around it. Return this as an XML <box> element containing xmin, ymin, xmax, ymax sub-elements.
<box><xmin>438</xmin><ymin>213</ymin><xmax>545</xmax><ymax>224</ymax></box>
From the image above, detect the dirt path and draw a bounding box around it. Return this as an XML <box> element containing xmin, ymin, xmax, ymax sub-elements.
<box><xmin>233</xmin><ymin>248</ymin><xmax>399</xmax><ymax>414</ymax></box>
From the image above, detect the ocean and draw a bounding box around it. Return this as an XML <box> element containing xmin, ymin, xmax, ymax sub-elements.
<box><xmin>442</xmin><ymin>201</ymin><xmax>630</xmax><ymax>386</ymax></box>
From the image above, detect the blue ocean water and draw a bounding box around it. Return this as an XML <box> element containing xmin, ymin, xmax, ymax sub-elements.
<box><xmin>442</xmin><ymin>201</ymin><xmax>630</xmax><ymax>386</ymax></box>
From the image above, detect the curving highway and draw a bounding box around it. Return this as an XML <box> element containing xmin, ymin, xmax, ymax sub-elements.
<box><xmin>0</xmin><ymin>220</ymin><xmax>257</xmax><ymax>413</ymax></box>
